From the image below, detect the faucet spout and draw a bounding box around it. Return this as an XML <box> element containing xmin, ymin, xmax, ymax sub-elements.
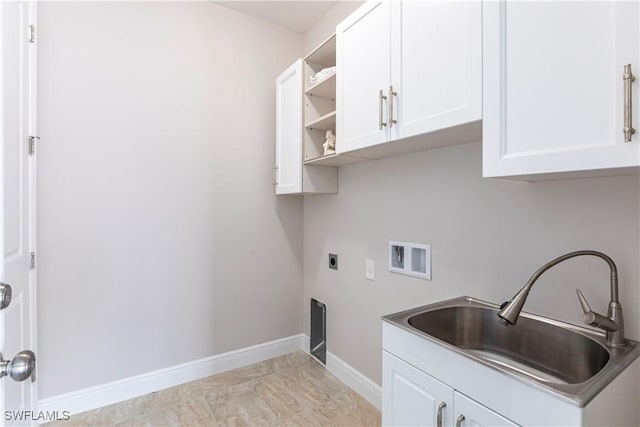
<box><xmin>497</xmin><ymin>250</ymin><xmax>626</xmax><ymax>347</ymax></box>
<box><xmin>497</xmin><ymin>284</ymin><xmax>531</xmax><ymax>326</ymax></box>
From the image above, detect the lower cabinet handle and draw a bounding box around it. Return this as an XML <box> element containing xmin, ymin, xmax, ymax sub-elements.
<box><xmin>379</xmin><ymin>89</ymin><xmax>387</xmax><ymax>130</ymax></box>
<box><xmin>436</xmin><ymin>402</ymin><xmax>446</xmax><ymax>427</ymax></box>
<box><xmin>456</xmin><ymin>414</ymin><xmax>465</xmax><ymax>427</ymax></box>
<box><xmin>272</xmin><ymin>166</ymin><xmax>278</xmax><ymax>186</ymax></box>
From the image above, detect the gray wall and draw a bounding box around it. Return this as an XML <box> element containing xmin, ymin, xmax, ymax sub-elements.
<box><xmin>302</xmin><ymin>0</ymin><xmax>640</xmax><ymax>387</ymax></box>
<box><xmin>37</xmin><ymin>2</ymin><xmax>304</xmax><ymax>398</ymax></box>
<box><xmin>303</xmin><ymin>141</ymin><xmax>640</xmax><ymax>385</ymax></box>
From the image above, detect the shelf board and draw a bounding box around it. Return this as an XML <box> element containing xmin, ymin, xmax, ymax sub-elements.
<box><xmin>306</xmin><ymin>74</ymin><xmax>336</xmax><ymax>99</ymax></box>
<box><xmin>304</xmin><ymin>153</ymin><xmax>339</xmax><ymax>165</ymax></box>
<box><xmin>305</xmin><ymin>111</ymin><xmax>336</xmax><ymax>131</ymax></box>
<box><xmin>305</xmin><ymin>34</ymin><xmax>336</xmax><ymax>67</ymax></box>
<box><xmin>304</xmin><ymin>152</ymin><xmax>374</xmax><ymax>167</ymax></box>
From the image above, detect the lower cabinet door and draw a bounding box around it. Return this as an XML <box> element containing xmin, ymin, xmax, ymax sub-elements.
<box><xmin>453</xmin><ymin>392</ymin><xmax>519</xmax><ymax>427</ymax></box>
<box><xmin>383</xmin><ymin>351</ymin><xmax>454</xmax><ymax>427</ymax></box>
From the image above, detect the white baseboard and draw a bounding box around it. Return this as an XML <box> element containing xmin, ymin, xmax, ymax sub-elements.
<box><xmin>303</xmin><ymin>335</ymin><xmax>382</xmax><ymax>410</ymax></box>
<box><xmin>303</xmin><ymin>334</ymin><xmax>310</xmax><ymax>353</ymax></box>
<box><xmin>38</xmin><ymin>334</ymin><xmax>305</xmax><ymax>416</ymax></box>
<box><xmin>326</xmin><ymin>351</ymin><xmax>382</xmax><ymax>410</ymax></box>
<box><xmin>39</xmin><ymin>333</ymin><xmax>382</xmax><ymax>416</ymax></box>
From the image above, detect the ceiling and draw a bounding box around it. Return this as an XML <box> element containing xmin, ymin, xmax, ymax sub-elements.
<box><xmin>215</xmin><ymin>1</ymin><xmax>337</xmax><ymax>34</ymax></box>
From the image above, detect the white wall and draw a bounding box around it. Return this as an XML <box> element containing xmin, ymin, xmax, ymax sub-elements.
<box><xmin>303</xmin><ymin>1</ymin><xmax>362</xmax><ymax>53</ymax></box>
<box><xmin>37</xmin><ymin>2</ymin><xmax>303</xmax><ymax>398</ymax></box>
<box><xmin>303</xmin><ymin>141</ymin><xmax>640</xmax><ymax>385</ymax></box>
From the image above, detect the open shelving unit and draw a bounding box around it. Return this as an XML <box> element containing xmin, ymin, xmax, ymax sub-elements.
<box><xmin>305</xmin><ymin>74</ymin><xmax>336</xmax><ymax>99</ymax></box>
<box><xmin>303</xmin><ymin>35</ymin><xmax>337</xmax><ymax>164</ymax></box>
<box><xmin>306</xmin><ymin>111</ymin><xmax>336</xmax><ymax>131</ymax></box>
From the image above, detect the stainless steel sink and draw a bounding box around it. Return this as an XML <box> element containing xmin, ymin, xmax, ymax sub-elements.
<box><xmin>383</xmin><ymin>297</ymin><xmax>640</xmax><ymax>406</ymax></box>
<box><xmin>408</xmin><ymin>305</ymin><xmax>610</xmax><ymax>384</ymax></box>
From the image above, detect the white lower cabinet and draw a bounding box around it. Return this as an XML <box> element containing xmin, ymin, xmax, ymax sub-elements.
<box><xmin>383</xmin><ymin>320</ymin><xmax>640</xmax><ymax>426</ymax></box>
<box><xmin>383</xmin><ymin>351</ymin><xmax>453</xmax><ymax>427</ymax></box>
<box><xmin>383</xmin><ymin>351</ymin><xmax>517</xmax><ymax>427</ymax></box>
<box><xmin>453</xmin><ymin>393</ymin><xmax>518</xmax><ymax>427</ymax></box>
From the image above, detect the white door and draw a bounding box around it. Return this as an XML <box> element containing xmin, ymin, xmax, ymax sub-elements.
<box><xmin>275</xmin><ymin>59</ymin><xmax>303</xmax><ymax>195</ymax></box>
<box><xmin>483</xmin><ymin>1</ymin><xmax>640</xmax><ymax>178</ymax></box>
<box><xmin>454</xmin><ymin>392</ymin><xmax>518</xmax><ymax>427</ymax></box>
<box><xmin>383</xmin><ymin>351</ymin><xmax>454</xmax><ymax>427</ymax></box>
<box><xmin>1</xmin><ymin>1</ymin><xmax>38</xmax><ymax>424</ymax></box>
<box><xmin>336</xmin><ymin>0</ymin><xmax>391</xmax><ymax>153</ymax></box>
<box><xmin>391</xmin><ymin>0</ymin><xmax>481</xmax><ymax>141</ymax></box>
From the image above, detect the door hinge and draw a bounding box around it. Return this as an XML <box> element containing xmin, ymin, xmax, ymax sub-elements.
<box><xmin>28</xmin><ymin>136</ymin><xmax>40</xmax><ymax>155</ymax></box>
<box><xmin>28</xmin><ymin>25</ymin><xmax>36</xmax><ymax>43</ymax></box>
<box><xmin>30</xmin><ymin>252</ymin><xmax>36</xmax><ymax>269</ymax></box>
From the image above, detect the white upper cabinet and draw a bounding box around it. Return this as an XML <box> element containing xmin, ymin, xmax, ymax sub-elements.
<box><xmin>483</xmin><ymin>1</ymin><xmax>640</xmax><ymax>179</ymax></box>
<box><xmin>390</xmin><ymin>1</ymin><xmax>481</xmax><ymax>141</ymax></box>
<box><xmin>336</xmin><ymin>0</ymin><xmax>481</xmax><ymax>157</ymax></box>
<box><xmin>275</xmin><ymin>57</ymin><xmax>338</xmax><ymax>195</ymax></box>
<box><xmin>275</xmin><ymin>59</ymin><xmax>303</xmax><ymax>194</ymax></box>
<box><xmin>336</xmin><ymin>0</ymin><xmax>391</xmax><ymax>153</ymax></box>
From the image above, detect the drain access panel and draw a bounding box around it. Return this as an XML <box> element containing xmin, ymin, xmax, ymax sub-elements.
<box><xmin>310</xmin><ymin>298</ymin><xmax>326</xmax><ymax>365</ymax></box>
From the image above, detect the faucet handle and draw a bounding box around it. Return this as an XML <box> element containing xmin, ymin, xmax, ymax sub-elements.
<box><xmin>576</xmin><ymin>289</ymin><xmax>619</xmax><ymax>332</ymax></box>
<box><xmin>576</xmin><ymin>289</ymin><xmax>592</xmax><ymax>314</ymax></box>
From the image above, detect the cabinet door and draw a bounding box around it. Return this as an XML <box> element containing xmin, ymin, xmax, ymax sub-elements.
<box><xmin>483</xmin><ymin>1</ymin><xmax>640</xmax><ymax>178</ymax></box>
<box><xmin>383</xmin><ymin>351</ymin><xmax>454</xmax><ymax>427</ymax></box>
<box><xmin>391</xmin><ymin>1</ymin><xmax>481</xmax><ymax>141</ymax></box>
<box><xmin>337</xmin><ymin>0</ymin><xmax>391</xmax><ymax>153</ymax></box>
<box><xmin>275</xmin><ymin>59</ymin><xmax>303</xmax><ymax>194</ymax></box>
<box><xmin>454</xmin><ymin>392</ymin><xmax>519</xmax><ymax>427</ymax></box>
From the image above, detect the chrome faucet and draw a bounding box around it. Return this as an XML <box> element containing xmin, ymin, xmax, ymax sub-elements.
<box><xmin>497</xmin><ymin>250</ymin><xmax>626</xmax><ymax>348</ymax></box>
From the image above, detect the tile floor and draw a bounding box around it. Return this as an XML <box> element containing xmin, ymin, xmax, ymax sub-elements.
<box><xmin>47</xmin><ymin>351</ymin><xmax>381</xmax><ymax>427</ymax></box>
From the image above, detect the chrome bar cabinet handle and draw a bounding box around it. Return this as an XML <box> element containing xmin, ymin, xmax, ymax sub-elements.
<box><xmin>379</xmin><ymin>89</ymin><xmax>387</xmax><ymax>130</ymax></box>
<box><xmin>388</xmin><ymin>85</ymin><xmax>397</xmax><ymax>128</ymax></box>
<box><xmin>436</xmin><ymin>402</ymin><xmax>446</xmax><ymax>427</ymax></box>
<box><xmin>456</xmin><ymin>414</ymin><xmax>465</xmax><ymax>427</ymax></box>
<box><xmin>623</xmin><ymin>64</ymin><xmax>635</xmax><ymax>142</ymax></box>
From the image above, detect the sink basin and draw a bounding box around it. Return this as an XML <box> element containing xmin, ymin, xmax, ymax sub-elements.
<box><xmin>408</xmin><ymin>305</ymin><xmax>609</xmax><ymax>384</ymax></box>
<box><xmin>383</xmin><ymin>297</ymin><xmax>640</xmax><ymax>406</ymax></box>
